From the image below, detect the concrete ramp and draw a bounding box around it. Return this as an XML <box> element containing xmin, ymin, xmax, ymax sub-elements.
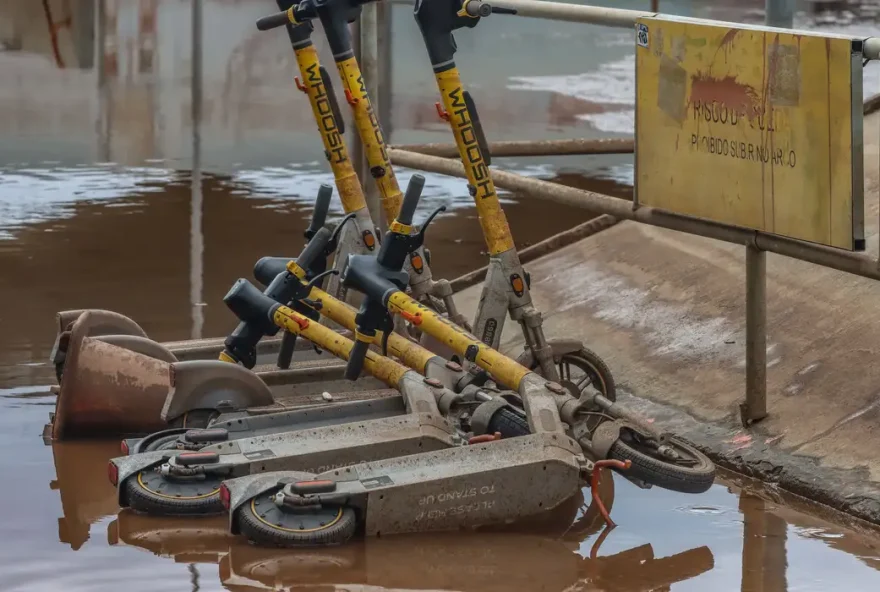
<box><xmin>456</xmin><ymin>112</ymin><xmax>880</xmax><ymax>523</ymax></box>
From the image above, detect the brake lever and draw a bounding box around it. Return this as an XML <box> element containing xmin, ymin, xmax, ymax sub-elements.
<box><xmin>415</xmin><ymin>205</ymin><xmax>447</xmax><ymax>243</ymax></box>
<box><xmin>327</xmin><ymin>212</ymin><xmax>358</xmax><ymax>252</ymax></box>
<box><xmin>300</xmin><ymin>269</ymin><xmax>340</xmax><ymax>310</ymax></box>
<box><xmin>306</xmin><ymin>268</ymin><xmax>340</xmax><ymax>290</ymax></box>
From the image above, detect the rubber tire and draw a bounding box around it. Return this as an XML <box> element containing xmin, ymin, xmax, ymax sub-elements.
<box><xmin>608</xmin><ymin>436</ymin><xmax>715</xmax><ymax>495</ymax></box>
<box><xmin>122</xmin><ymin>472</ymin><xmax>225</xmax><ymax>516</ymax></box>
<box><xmin>563</xmin><ymin>348</ymin><xmax>616</xmax><ymax>400</ymax></box>
<box><xmin>140</xmin><ymin>433</ymin><xmax>184</xmax><ymax>452</ymax></box>
<box><xmin>487</xmin><ymin>408</ymin><xmax>530</xmax><ymax>437</ymax></box>
<box><xmin>529</xmin><ymin>347</ymin><xmax>616</xmax><ymax>401</ymax></box>
<box><xmin>236</xmin><ymin>495</ymin><xmax>357</xmax><ymax>548</ymax></box>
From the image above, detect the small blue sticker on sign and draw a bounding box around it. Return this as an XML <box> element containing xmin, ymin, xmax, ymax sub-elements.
<box><xmin>637</xmin><ymin>23</ymin><xmax>649</xmax><ymax>48</ymax></box>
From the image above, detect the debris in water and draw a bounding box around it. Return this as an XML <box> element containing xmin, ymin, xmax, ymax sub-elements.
<box><xmin>727</xmin><ymin>433</ymin><xmax>752</xmax><ymax>445</ymax></box>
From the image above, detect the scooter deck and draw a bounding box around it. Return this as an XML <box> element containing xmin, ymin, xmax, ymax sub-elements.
<box><xmin>256</xmin><ymin>386</ymin><xmax>398</xmax><ymax>414</ymax></box>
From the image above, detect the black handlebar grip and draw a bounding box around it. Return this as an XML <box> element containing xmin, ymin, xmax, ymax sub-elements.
<box><xmin>224</xmin><ymin>278</ymin><xmax>282</xmax><ymax>324</ymax></box>
<box><xmin>223</xmin><ymin>322</ymin><xmax>263</xmax><ymax>368</ymax></box>
<box><xmin>295</xmin><ymin>225</ymin><xmax>333</xmax><ymax>273</ymax></box>
<box><xmin>253</xmin><ymin>257</ymin><xmax>293</xmax><ymax>287</ymax></box>
<box><xmin>306</xmin><ymin>184</ymin><xmax>333</xmax><ymax>237</ymax></box>
<box><xmin>276</xmin><ymin>330</ymin><xmax>297</xmax><ymax>369</ymax></box>
<box><xmin>256</xmin><ymin>11</ymin><xmax>291</xmax><ymax>31</ymax></box>
<box><xmin>345</xmin><ymin>338</ymin><xmax>371</xmax><ymax>380</ymax></box>
<box><xmin>396</xmin><ymin>174</ymin><xmax>426</xmax><ymax>226</ymax></box>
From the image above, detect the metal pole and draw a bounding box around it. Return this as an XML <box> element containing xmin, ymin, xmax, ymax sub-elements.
<box><xmin>738</xmin><ymin>0</ymin><xmax>793</xmax><ymax>425</ymax></box>
<box><xmin>650</xmin><ymin>0</ymin><xmax>658</xmax><ymax>13</ymax></box>
<box><xmin>484</xmin><ymin>0</ymin><xmax>653</xmax><ymax>27</ymax></box>
<box><xmin>350</xmin><ymin>18</ymin><xmax>363</xmax><ymax>192</ymax></box>
<box><xmin>190</xmin><ymin>0</ymin><xmax>204</xmax><ymax>340</ymax></box>
<box><xmin>742</xmin><ymin>243</ymin><xmax>768</xmax><ymax>426</ymax></box>
<box><xmin>359</xmin><ymin>3</ymin><xmax>385</xmax><ymax>230</ymax></box>
<box><xmin>392</xmin><ymin>137</ymin><xmax>634</xmax><ymax>157</ymax></box>
<box><xmin>387</xmin><ymin>149</ymin><xmax>880</xmax><ymax>283</ymax></box>
<box><xmin>95</xmin><ymin>0</ymin><xmax>111</xmax><ymax>162</ymax></box>
<box><xmin>764</xmin><ymin>0</ymin><xmax>794</xmax><ymax>28</ymax></box>
<box><xmin>377</xmin><ymin>1</ymin><xmax>393</xmax><ymax>139</ymax></box>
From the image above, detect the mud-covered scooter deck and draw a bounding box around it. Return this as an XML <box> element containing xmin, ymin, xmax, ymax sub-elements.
<box><xmin>110</xmin><ymin>177</ymin><xmax>531</xmax><ymax>518</ymax></box>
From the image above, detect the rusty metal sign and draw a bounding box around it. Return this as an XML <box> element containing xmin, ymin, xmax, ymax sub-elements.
<box><xmin>635</xmin><ymin>16</ymin><xmax>864</xmax><ymax>251</ymax></box>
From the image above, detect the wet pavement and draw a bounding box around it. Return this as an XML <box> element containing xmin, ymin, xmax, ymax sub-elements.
<box><xmin>4</xmin><ymin>0</ymin><xmax>880</xmax><ymax>590</ymax></box>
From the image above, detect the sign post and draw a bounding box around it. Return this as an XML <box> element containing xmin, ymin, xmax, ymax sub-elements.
<box><xmin>634</xmin><ymin>15</ymin><xmax>865</xmax><ymax>424</ymax></box>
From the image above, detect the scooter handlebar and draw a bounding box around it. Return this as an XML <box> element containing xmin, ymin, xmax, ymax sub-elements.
<box><xmin>253</xmin><ymin>257</ymin><xmax>293</xmax><ymax>287</ymax></box>
<box><xmin>295</xmin><ymin>225</ymin><xmax>333</xmax><ymax>275</ymax></box>
<box><xmin>224</xmin><ymin>279</ymin><xmax>283</xmax><ymax>329</ymax></box>
<box><xmin>222</xmin><ymin>278</ymin><xmax>286</xmax><ymax>367</ymax></box>
<box><xmin>396</xmin><ymin>174</ymin><xmax>426</xmax><ymax>226</ymax></box>
<box><xmin>256</xmin><ymin>10</ymin><xmax>292</xmax><ymax>31</ymax></box>
<box><xmin>344</xmin><ymin>338</ymin><xmax>371</xmax><ymax>380</ymax></box>
<box><xmin>305</xmin><ymin>184</ymin><xmax>333</xmax><ymax>238</ymax></box>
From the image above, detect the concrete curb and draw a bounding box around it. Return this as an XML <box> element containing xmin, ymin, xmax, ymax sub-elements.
<box><xmin>614</xmin><ymin>389</ymin><xmax>880</xmax><ymax>526</ymax></box>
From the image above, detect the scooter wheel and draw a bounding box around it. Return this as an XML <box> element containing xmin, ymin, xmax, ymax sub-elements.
<box><xmin>487</xmin><ymin>408</ymin><xmax>530</xmax><ymax>437</ymax></box>
<box><xmin>138</xmin><ymin>433</ymin><xmax>184</xmax><ymax>452</ymax></box>
<box><xmin>557</xmin><ymin>348</ymin><xmax>616</xmax><ymax>400</ymax></box>
<box><xmin>122</xmin><ymin>470</ymin><xmax>225</xmax><ymax>516</ymax></box>
<box><xmin>609</xmin><ymin>435</ymin><xmax>715</xmax><ymax>495</ymax></box>
<box><xmin>236</xmin><ymin>490</ymin><xmax>357</xmax><ymax>548</ymax></box>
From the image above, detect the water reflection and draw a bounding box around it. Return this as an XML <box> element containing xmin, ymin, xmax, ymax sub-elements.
<box><xmin>106</xmin><ymin>509</ymin><xmax>716</xmax><ymax>592</ymax></box>
<box><xmin>740</xmin><ymin>495</ymin><xmax>788</xmax><ymax>592</ymax></box>
<box><xmin>190</xmin><ymin>0</ymin><xmax>204</xmax><ymax>340</ymax></box>
<box><xmin>51</xmin><ymin>440</ymin><xmax>121</xmax><ymax>551</ymax></box>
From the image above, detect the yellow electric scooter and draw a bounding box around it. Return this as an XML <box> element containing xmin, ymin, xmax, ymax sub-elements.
<box><xmin>216</xmin><ymin>171</ymin><xmax>715</xmax><ymax>548</ymax></box>
<box><xmin>257</xmin><ymin>0</ymin><xmax>617</xmax><ymax>408</ymax></box>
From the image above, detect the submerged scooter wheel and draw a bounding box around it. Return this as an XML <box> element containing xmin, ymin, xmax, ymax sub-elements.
<box><xmin>236</xmin><ymin>489</ymin><xmax>357</xmax><ymax>548</ymax></box>
<box><xmin>122</xmin><ymin>469</ymin><xmax>225</xmax><ymax>516</ymax></box>
<box><xmin>609</xmin><ymin>435</ymin><xmax>715</xmax><ymax>495</ymax></box>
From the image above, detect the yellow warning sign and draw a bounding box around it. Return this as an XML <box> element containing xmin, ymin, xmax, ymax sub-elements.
<box><xmin>635</xmin><ymin>16</ymin><xmax>864</xmax><ymax>250</ymax></box>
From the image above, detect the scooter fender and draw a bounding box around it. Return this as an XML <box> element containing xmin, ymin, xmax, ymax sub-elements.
<box><xmin>160</xmin><ymin>360</ymin><xmax>276</xmax><ymax>422</ymax></box>
<box><xmin>128</xmin><ymin>427</ymin><xmax>191</xmax><ymax>455</ymax></box>
<box><xmin>110</xmin><ymin>450</ymin><xmax>172</xmax><ymax>506</ymax></box>
<box><xmin>513</xmin><ymin>338</ymin><xmax>583</xmax><ymax>368</ymax></box>
<box><xmin>223</xmin><ymin>471</ymin><xmax>316</xmax><ymax>533</ymax></box>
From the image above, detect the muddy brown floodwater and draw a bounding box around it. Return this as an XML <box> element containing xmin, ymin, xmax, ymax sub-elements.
<box><xmin>4</xmin><ymin>0</ymin><xmax>880</xmax><ymax>590</ymax></box>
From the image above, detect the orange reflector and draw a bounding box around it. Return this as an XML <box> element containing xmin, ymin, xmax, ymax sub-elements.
<box><xmin>219</xmin><ymin>484</ymin><xmax>231</xmax><ymax>510</ymax></box>
<box><xmin>363</xmin><ymin>231</ymin><xmax>376</xmax><ymax>250</ymax></box>
<box><xmin>400</xmin><ymin>311</ymin><xmax>422</xmax><ymax>326</ymax></box>
<box><xmin>108</xmin><ymin>461</ymin><xmax>119</xmax><ymax>487</ymax></box>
